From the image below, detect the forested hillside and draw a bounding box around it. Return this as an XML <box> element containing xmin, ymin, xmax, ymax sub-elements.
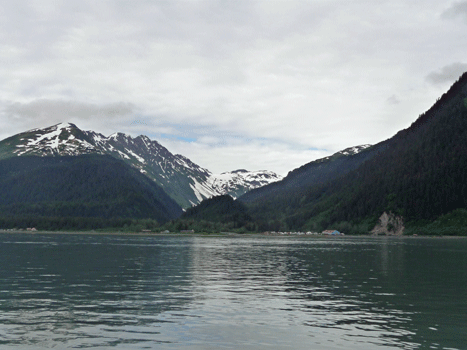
<box><xmin>0</xmin><ymin>155</ymin><xmax>183</xmax><ymax>230</ymax></box>
<box><xmin>239</xmin><ymin>72</ymin><xmax>467</xmax><ymax>235</ymax></box>
<box><xmin>239</xmin><ymin>144</ymin><xmax>384</xmax><ymax>219</ymax></box>
<box><xmin>164</xmin><ymin>195</ymin><xmax>256</xmax><ymax>233</ymax></box>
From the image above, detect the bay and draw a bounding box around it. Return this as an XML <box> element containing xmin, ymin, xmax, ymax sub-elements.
<box><xmin>0</xmin><ymin>233</ymin><xmax>466</xmax><ymax>349</ymax></box>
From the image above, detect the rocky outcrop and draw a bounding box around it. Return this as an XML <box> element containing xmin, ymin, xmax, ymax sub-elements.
<box><xmin>371</xmin><ymin>211</ymin><xmax>405</xmax><ymax>235</ymax></box>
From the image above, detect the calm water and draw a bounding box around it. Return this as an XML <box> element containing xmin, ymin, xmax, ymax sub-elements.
<box><xmin>0</xmin><ymin>233</ymin><xmax>466</xmax><ymax>349</ymax></box>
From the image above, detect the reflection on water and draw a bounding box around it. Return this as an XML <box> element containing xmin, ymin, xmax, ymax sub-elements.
<box><xmin>0</xmin><ymin>233</ymin><xmax>466</xmax><ymax>349</ymax></box>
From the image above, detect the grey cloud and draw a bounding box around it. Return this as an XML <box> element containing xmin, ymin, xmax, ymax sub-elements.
<box><xmin>0</xmin><ymin>2</ymin><xmax>86</xmax><ymax>62</ymax></box>
<box><xmin>4</xmin><ymin>99</ymin><xmax>136</xmax><ymax>132</ymax></box>
<box><xmin>386</xmin><ymin>95</ymin><xmax>400</xmax><ymax>105</ymax></box>
<box><xmin>426</xmin><ymin>63</ymin><xmax>467</xmax><ymax>85</ymax></box>
<box><xmin>112</xmin><ymin>0</ymin><xmax>329</xmax><ymax>60</ymax></box>
<box><xmin>0</xmin><ymin>1</ymin><xmax>465</xmax><ymax>173</ymax></box>
<box><xmin>441</xmin><ymin>1</ymin><xmax>467</xmax><ymax>21</ymax></box>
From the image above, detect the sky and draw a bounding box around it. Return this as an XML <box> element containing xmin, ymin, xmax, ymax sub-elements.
<box><xmin>1</xmin><ymin>0</ymin><xmax>467</xmax><ymax>175</ymax></box>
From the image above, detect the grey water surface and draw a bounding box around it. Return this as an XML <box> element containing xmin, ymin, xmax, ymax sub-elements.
<box><xmin>0</xmin><ymin>233</ymin><xmax>466</xmax><ymax>349</ymax></box>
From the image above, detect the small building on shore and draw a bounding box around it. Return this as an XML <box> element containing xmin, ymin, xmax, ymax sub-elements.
<box><xmin>322</xmin><ymin>230</ymin><xmax>342</xmax><ymax>236</ymax></box>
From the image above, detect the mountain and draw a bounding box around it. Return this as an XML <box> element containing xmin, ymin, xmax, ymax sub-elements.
<box><xmin>0</xmin><ymin>154</ymin><xmax>183</xmax><ymax>229</ymax></box>
<box><xmin>0</xmin><ymin>123</ymin><xmax>282</xmax><ymax>208</ymax></box>
<box><xmin>240</xmin><ymin>144</ymin><xmax>376</xmax><ymax>204</ymax></box>
<box><xmin>208</xmin><ymin>169</ymin><xmax>283</xmax><ymax>199</ymax></box>
<box><xmin>238</xmin><ymin>72</ymin><xmax>467</xmax><ymax>235</ymax></box>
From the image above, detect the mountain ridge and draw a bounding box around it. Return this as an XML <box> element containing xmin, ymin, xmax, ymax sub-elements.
<box><xmin>239</xmin><ymin>142</ymin><xmax>376</xmax><ymax>205</ymax></box>
<box><xmin>0</xmin><ymin>122</ymin><xmax>283</xmax><ymax>208</ymax></box>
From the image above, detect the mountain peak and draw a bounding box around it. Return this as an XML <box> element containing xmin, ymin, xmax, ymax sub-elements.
<box><xmin>55</xmin><ymin>122</ymin><xmax>77</xmax><ymax>129</ymax></box>
<box><xmin>108</xmin><ymin>132</ymin><xmax>131</xmax><ymax>140</ymax></box>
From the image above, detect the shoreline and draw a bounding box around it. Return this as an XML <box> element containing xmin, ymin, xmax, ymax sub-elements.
<box><xmin>1</xmin><ymin>229</ymin><xmax>465</xmax><ymax>238</ymax></box>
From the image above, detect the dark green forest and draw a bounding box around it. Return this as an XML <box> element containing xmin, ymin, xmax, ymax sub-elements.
<box><xmin>0</xmin><ymin>155</ymin><xmax>182</xmax><ymax>230</ymax></box>
<box><xmin>163</xmin><ymin>195</ymin><xmax>257</xmax><ymax>233</ymax></box>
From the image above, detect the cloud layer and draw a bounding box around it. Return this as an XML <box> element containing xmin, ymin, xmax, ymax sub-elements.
<box><xmin>426</xmin><ymin>63</ymin><xmax>467</xmax><ymax>85</ymax></box>
<box><xmin>1</xmin><ymin>1</ymin><xmax>467</xmax><ymax>174</ymax></box>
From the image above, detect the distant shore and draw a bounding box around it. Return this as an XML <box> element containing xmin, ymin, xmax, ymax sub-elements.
<box><xmin>1</xmin><ymin>229</ymin><xmax>465</xmax><ymax>238</ymax></box>
<box><xmin>0</xmin><ymin>229</ymin><xmax>235</xmax><ymax>237</ymax></box>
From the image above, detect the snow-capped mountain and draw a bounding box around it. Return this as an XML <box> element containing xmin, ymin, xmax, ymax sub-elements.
<box><xmin>208</xmin><ymin>169</ymin><xmax>283</xmax><ymax>199</ymax></box>
<box><xmin>0</xmin><ymin>122</ymin><xmax>282</xmax><ymax>208</ymax></box>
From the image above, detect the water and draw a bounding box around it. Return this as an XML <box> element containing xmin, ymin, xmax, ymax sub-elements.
<box><xmin>0</xmin><ymin>233</ymin><xmax>466</xmax><ymax>349</ymax></box>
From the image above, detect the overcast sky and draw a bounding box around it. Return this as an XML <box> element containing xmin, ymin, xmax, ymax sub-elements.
<box><xmin>1</xmin><ymin>1</ymin><xmax>467</xmax><ymax>175</ymax></box>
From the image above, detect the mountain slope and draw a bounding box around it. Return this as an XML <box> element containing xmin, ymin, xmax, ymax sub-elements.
<box><xmin>240</xmin><ymin>144</ymin><xmax>375</xmax><ymax>205</ymax></box>
<box><xmin>318</xmin><ymin>72</ymin><xmax>467</xmax><ymax>232</ymax></box>
<box><xmin>0</xmin><ymin>154</ymin><xmax>183</xmax><ymax>223</ymax></box>
<box><xmin>0</xmin><ymin>123</ymin><xmax>282</xmax><ymax>208</ymax></box>
<box><xmin>241</xmin><ymin>72</ymin><xmax>467</xmax><ymax>234</ymax></box>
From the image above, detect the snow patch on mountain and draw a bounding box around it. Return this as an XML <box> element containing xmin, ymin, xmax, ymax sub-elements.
<box><xmin>125</xmin><ymin>148</ymin><xmax>145</xmax><ymax>163</ymax></box>
<box><xmin>339</xmin><ymin>144</ymin><xmax>372</xmax><ymax>156</ymax></box>
<box><xmin>117</xmin><ymin>150</ymin><xmax>130</xmax><ymax>159</ymax></box>
<box><xmin>320</xmin><ymin>144</ymin><xmax>372</xmax><ymax>162</ymax></box>
<box><xmin>26</xmin><ymin>124</ymin><xmax>63</xmax><ymax>147</ymax></box>
<box><xmin>189</xmin><ymin>176</ymin><xmax>219</xmax><ymax>202</ymax></box>
<box><xmin>208</xmin><ymin>169</ymin><xmax>283</xmax><ymax>199</ymax></box>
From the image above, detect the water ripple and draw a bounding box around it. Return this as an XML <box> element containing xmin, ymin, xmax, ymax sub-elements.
<box><xmin>0</xmin><ymin>234</ymin><xmax>466</xmax><ymax>349</ymax></box>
